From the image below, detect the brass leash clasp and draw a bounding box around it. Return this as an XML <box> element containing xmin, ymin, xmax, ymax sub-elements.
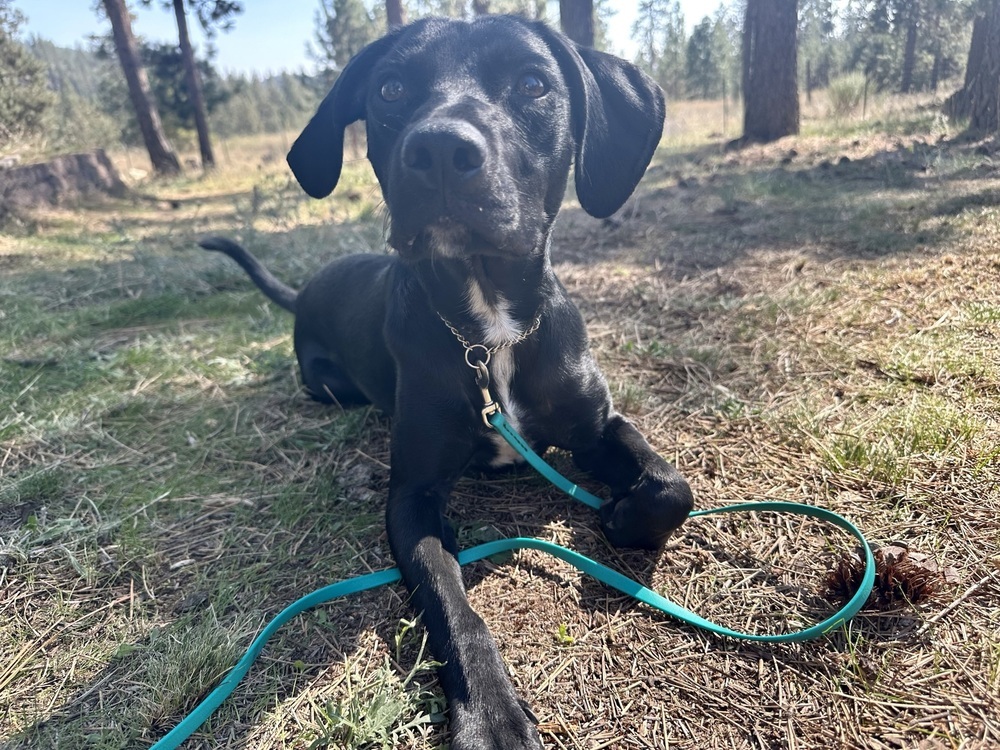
<box><xmin>471</xmin><ymin>360</ymin><xmax>501</xmax><ymax>427</ymax></box>
<box><xmin>441</xmin><ymin>311</ymin><xmax>542</xmax><ymax>429</ymax></box>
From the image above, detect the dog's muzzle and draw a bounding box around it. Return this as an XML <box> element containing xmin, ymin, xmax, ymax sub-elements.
<box><xmin>388</xmin><ymin>118</ymin><xmax>527</xmax><ymax>257</ymax></box>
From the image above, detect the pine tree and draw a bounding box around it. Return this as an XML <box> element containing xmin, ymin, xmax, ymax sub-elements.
<box><xmin>386</xmin><ymin>0</ymin><xmax>406</xmax><ymax>27</ymax></box>
<box><xmin>96</xmin><ymin>37</ymin><xmax>229</xmax><ymax>147</ymax></box>
<box><xmin>948</xmin><ymin>0</ymin><xmax>1000</xmax><ymax>131</ymax></box>
<box><xmin>632</xmin><ymin>0</ymin><xmax>685</xmax><ymax>97</ymax></box>
<box><xmin>742</xmin><ymin>0</ymin><xmax>799</xmax><ymax>143</ymax></box>
<box><xmin>898</xmin><ymin>0</ymin><xmax>921</xmax><ymax>92</ymax></box>
<box><xmin>686</xmin><ymin>17</ymin><xmax>719</xmax><ymax>99</ymax></box>
<box><xmin>27</xmin><ymin>38</ymin><xmax>107</xmax><ymax>99</ymax></box>
<box><xmin>560</xmin><ymin>0</ymin><xmax>594</xmax><ymax>47</ymax></box>
<box><xmin>799</xmin><ymin>0</ymin><xmax>839</xmax><ymax>89</ymax></box>
<box><xmin>711</xmin><ymin>3</ymin><xmax>742</xmax><ymax>100</ymax></box>
<box><xmin>0</xmin><ymin>2</ymin><xmax>54</xmax><ymax>148</ymax></box>
<box><xmin>660</xmin><ymin>2</ymin><xmax>687</xmax><ymax>98</ymax></box>
<box><xmin>154</xmin><ymin>0</ymin><xmax>241</xmax><ymax>169</ymax></box>
<box><xmin>100</xmin><ymin>0</ymin><xmax>181</xmax><ymax>175</ymax></box>
<box><xmin>314</xmin><ymin>0</ymin><xmax>378</xmax><ymax>81</ymax></box>
<box><xmin>633</xmin><ymin>0</ymin><xmax>663</xmax><ymax>76</ymax></box>
<box><xmin>967</xmin><ymin>0</ymin><xmax>999</xmax><ymax>131</ymax></box>
<box><xmin>845</xmin><ymin>0</ymin><xmax>970</xmax><ymax>93</ymax></box>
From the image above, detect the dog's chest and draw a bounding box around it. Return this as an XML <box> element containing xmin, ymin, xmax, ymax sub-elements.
<box><xmin>465</xmin><ymin>281</ymin><xmax>526</xmax><ymax>468</ymax></box>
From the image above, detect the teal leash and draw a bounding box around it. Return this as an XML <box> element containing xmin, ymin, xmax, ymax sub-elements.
<box><xmin>149</xmin><ymin>365</ymin><xmax>876</xmax><ymax>750</ymax></box>
<box><xmin>486</xmin><ymin>411</ymin><xmax>876</xmax><ymax>641</ymax></box>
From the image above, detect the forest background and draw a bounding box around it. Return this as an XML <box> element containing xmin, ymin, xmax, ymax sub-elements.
<box><xmin>3</xmin><ymin>0</ymin><xmax>994</xmax><ymax>169</ymax></box>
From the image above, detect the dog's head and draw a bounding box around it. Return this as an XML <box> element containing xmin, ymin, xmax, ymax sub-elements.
<box><xmin>287</xmin><ymin>16</ymin><xmax>664</xmax><ymax>261</ymax></box>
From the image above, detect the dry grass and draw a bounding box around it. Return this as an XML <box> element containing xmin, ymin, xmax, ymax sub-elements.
<box><xmin>2</xmin><ymin>98</ymin><xmax>999</xmax><ymax>749</ymax></box>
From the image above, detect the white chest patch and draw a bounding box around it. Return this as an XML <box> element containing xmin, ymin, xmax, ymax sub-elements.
<box><xmin>465</xmin><ymin>279</ymin><xmax>521</xmax><ymax>343</ymax></box>
<box><xmin>465</xmin><ymin>280</ymin><xmax>525</xmax><ymax>467</ymax></box>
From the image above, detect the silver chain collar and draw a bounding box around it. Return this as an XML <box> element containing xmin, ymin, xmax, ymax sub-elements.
<box><xmin>437</xmin><ymin>312</ymin><xmax>542</xmax><ymax>368</ymax></box>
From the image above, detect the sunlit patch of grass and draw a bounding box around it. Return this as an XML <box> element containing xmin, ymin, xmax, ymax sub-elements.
<box><xmin>786</xmin><ymin>340</ymin><xmax>987</xmax><ymax>495</ymax></box>
<box><xmin>305</xmin><ymin>620</ymin><xmax>444</xmax><ymax>750</ymax></box>
<box><xmin>661</xmin><ymin>97</ymin><xmax>743</xmax><ymax>151</ymax></box>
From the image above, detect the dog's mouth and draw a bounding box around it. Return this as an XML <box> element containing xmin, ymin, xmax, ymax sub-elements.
<box><xmin>388</xmin><ymin>206</ymin><xmax>532</xmax><ymax>261</ymax></box>
<box><xmin>391</xmin><ymin>221</ymin><xmax>508</xmax><ymax>260</ymax></box>
<box><xmin>410</xmin><ymin>219</ymin><xmax>471</xmax><ymax>259</ymax></box>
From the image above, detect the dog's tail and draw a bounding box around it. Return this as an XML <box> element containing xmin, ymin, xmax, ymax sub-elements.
<box><xmin>199</xmin><ymin>237</ymin><xmax>297</xmax><ymax>313</ymax></box>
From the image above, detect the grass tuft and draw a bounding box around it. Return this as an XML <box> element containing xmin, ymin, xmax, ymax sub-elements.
<box><xmin>306</xmin><ymin>620</ymin><xmax>444</xmax><ymax>749</ymax></box>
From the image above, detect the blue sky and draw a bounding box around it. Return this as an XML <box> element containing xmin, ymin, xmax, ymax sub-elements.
<box><xmin>13</xmin><ymin>1</ymin><xmax>710</xmax><ymax>76</ymax></box>
<box><xmin>15</xmin><ymin>0</ymin><xmax>321</xmax><ymax>75</ymax></box>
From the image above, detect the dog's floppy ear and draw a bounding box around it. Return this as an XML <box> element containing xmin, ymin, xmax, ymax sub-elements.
<box><xmin>287</xmin><ymin>33</ymin><xmax>399</xmax><ymax>199</ymax></box>
<box><xmin>541</xmin><ymin>29</ymin><xmax>665</xmax><ymax>218</ymax></box>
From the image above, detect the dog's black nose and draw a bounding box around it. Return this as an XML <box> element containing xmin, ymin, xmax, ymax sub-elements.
<box><xmin>401</xmin><ymin>121</ymin><xmax>487</xmax><ymax>191</ymax></box>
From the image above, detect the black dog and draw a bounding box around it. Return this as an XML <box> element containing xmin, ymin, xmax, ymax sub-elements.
<box><xmin>201</xmin><ymin>15</ymin><xmax>693</xmax><ymax>750</ymax></box>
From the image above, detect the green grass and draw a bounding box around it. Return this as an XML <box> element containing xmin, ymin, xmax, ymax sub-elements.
<box><xmin>820</xmin><ymin>399</ymin><xmax>980</xmax><ymax>489</ymax></box>
<box><xmin>0</xmin><ymin>150</ymin><xmax>403</xmax><ymax>749</ymax></box>
<box><xmin>305</xmin><ymin>620</ymin><xmax>444</xmax><ymax>749</ymax></box>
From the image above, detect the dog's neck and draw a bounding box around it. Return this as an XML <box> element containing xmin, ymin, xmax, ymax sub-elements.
<box><xmin>411</xmin><ymin>246</ymin><xmax>554</xmax><ymax>347</ymax></box>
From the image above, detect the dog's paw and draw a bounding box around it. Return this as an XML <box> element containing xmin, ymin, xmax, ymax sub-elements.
<box><xmin>450</xmin><ymin>697</ymin><xmax>543</xmax><ymax>750</ymax></box>
<box><xmin>600</xmin><ymin>470</ymin><xmax>694</xmax><ymax>550</ymax></box>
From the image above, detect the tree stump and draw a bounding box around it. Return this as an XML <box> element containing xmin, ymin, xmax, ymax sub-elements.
<box><xmin>0</xmin><ymin>149</ymin><xmax>127</xmax><ymax>214</ymax></box>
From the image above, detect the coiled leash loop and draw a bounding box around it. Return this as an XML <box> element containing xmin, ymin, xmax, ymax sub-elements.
<box><xmin>149</xmin><ymin>357</ymin><xmax>875</xmax><ymax>750</ymax></box>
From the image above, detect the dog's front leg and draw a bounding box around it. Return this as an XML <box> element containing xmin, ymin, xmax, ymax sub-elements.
<box><xmin>573</xmin><ymin>412</ymin><xmax>694</xmax><ymax>550</ymax></box>
<box><xmin>386</xmin><ymin>476</ymin><xmax>543</xmax><ymax>750</ymax></box>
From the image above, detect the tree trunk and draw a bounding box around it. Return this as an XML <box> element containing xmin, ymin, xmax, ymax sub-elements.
<box><xmin>559</xmin><ymin>0</ymin><xmax>594</xmax><ymax>47</ymax></box>
<box><xmin>172</xmin><ymin>0</ymin><xmax>214</xmax><ymax>169</ymax></box>
<box><xmin>472</xmin><ymin>0</ymin><xmax>490</xmax><ymax>14</ymax></box>
<box><xmin>930</xmin><ymin>49</ymin><xmax>941</xmax><ymax>92</ymax></box>
<box><xmin>101</xmin><ymin>0</ymin><xmax>181</xmax><ymax>176</ymax></box>
<box><xmin>900</xmin><ymin>2</ymin><xmax>919</xmax><ymax>94</ymax></box>
<box><xmin>945</xmin><ymin>12</ymin><xmax>985</xmax><ymax>119</ymax></box>
<box><xmin>928</xmin><ymin>5</ymin><xmax>943</xmax><ymax>93</ymax></box>
<box><xmin>946</xmin><ymin>3</ymin><xmax>998</xmax><ymax>125</ymax></box>
<box><xmin>386</xmin><ymin>0</ymin><xmax>406</xmax><ymax>28</ymax></box>
<box><xmin>967</xmin><ymin>0</ymin><xmax>1000</xmax><ymax>132</ymax></box>
<box><xmin>742</xmin><ymin>0</ymin><xmax>799</xmax><ymax>143</ymax></box>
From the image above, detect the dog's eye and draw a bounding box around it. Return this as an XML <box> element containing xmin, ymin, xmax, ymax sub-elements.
<box><xmin>516</xmin><ymin>72</ymin><xmax>547</xmax><ymax>99</ymax></box>
<box><xmin>380</xmin><ymin>78</ymin><xmax>405</xmax><ymax>103</ymax></box>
